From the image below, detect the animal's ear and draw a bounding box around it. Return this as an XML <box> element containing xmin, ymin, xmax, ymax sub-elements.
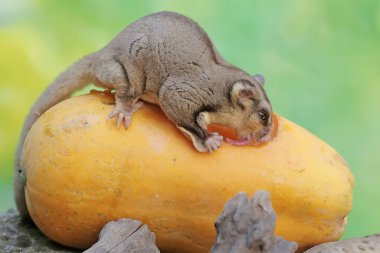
<box><xmin>253</xmin><ymin>74</ymin><xmax>265</xmax><ymax>87</ymax></box>
<box><xmin>230</xmin><ymin>80</ymin><xmax>256</xmax><ymax>107</ymax></box>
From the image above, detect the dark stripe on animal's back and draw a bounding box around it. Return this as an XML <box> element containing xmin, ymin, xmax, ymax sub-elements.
<box><xmin>113</xmin><ymin>57</ymin><xmax>130</xmax><ymax>86</ymax></box>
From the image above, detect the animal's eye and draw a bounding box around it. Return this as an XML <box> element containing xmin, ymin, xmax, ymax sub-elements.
<box><xmin>258</xmin><ymin>110</ymin><xmax>269</xmax><ymax>123</ymax></box>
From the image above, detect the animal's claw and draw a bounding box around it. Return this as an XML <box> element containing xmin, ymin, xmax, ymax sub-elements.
<box><xmin>117</xmin><ymin>112</ymin><xmax>125</xmax><ymax>128</ymax></box>
<box><xmin>107</xmin><ymin>110</ymin><xmax>118</xmax><ymax>120</ymax></box>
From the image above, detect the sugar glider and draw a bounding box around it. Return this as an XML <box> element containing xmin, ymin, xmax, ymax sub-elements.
<box><xmin>14</xmin><ymin>11</ymin><xmax>272</xmax><ymax>217</ymax></box>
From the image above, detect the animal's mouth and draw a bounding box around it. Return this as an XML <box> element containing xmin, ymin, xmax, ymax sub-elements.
<box><xmin>225</xmin><ymin>135</ymin><xmax>253</xmax><ymax>146</ymax></box>
<box><xmin>226</xmin><ymin>129</ymin><xmax>271</xmax><ymax>146</ymax></box>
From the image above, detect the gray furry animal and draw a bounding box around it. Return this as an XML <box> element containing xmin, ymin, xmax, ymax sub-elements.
<box><xmin>14</xmin><ymin>11</ymin><xmax>272</xmax><ymax>217</ymax></box>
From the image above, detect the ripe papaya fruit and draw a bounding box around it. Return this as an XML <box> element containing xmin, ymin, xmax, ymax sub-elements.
<box><xmin>22</xmin><ymin>91</ymin><xmax>354</xmax><ymax>252</ymax></box>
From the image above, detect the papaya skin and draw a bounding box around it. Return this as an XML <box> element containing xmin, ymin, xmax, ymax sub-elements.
<box><xmin>22</xmin><ymin>91</ymin><xmax>354</xmax><ymax>252</ymax></box>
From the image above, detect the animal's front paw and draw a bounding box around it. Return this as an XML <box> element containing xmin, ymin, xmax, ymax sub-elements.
<box><xmin>108</xmin><ymin>102</ymin><xmax>144</xmax><ymax>129</ymax></box>
<box><xmin>204</xmin><ymin>132</ymin><xmax>223</xmax><ymax>153</ymax></box>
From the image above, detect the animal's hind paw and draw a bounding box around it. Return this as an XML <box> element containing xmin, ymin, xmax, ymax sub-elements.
<box><xmin>108</xmin><ymin>102</ymin><xmax>144</xmax><ymax>129</ymax></box>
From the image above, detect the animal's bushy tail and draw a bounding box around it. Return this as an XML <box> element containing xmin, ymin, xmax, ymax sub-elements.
<box><xmin>14</xmin><ymin>54</ymin><xmax>96</xmax><ymax>217</ymax></box>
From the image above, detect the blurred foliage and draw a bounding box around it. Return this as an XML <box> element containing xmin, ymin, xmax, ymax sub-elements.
<box><xmin>1</xmin><ymin>0</ymin><xmax>379</xmax><ymax>240</ymax></box>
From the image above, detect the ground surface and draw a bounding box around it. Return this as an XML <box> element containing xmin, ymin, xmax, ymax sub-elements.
<box><xmin>0</xmin><ymin>210</ymin><xmax>78</xmax><ymax>253</ymax></box>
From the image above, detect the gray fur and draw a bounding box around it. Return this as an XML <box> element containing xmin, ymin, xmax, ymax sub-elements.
<box><xmin>14</xmin><ymin>11</ymin><xmax>272</xmax><ymax>217</ymax></box>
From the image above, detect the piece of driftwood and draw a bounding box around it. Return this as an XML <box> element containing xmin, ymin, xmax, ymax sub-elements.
<box><xmin>210</xmin><ymin>191</ymin><xmax>298</xmax><ymax>253</ymax></box>
<box><xmin>304</xmin><ymin>234</ymin><xmax>380</xmax><ymax>253</ymax></box>
<box><xmin>84</xmin><ymin>218</ymin><xmax>159</xmax><ymax>253</ymax></box>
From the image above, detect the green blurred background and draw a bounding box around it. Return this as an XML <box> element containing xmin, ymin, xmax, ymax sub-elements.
<box><xmin>1</xmin><ymin>0</ymin><xmax>379</xmax><ymax>240</ymax></box>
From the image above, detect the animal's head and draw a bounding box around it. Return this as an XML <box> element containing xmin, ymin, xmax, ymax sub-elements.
<box><xmin>226</xmin><ymin>74</ymin><xmax>272</xmax><ymax>145</ymax></box>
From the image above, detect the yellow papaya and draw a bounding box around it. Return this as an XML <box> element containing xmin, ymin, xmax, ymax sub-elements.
<box><xmin>22</xmin><ymin>91</ymin><xmax>354</xmax><ymax>252</ymax></box>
